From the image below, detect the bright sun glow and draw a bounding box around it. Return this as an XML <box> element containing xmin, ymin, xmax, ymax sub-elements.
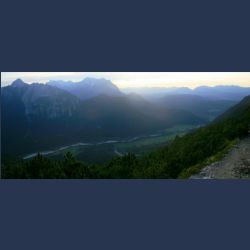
<box><xmin>1</xmin><ymin>72</ymin><xmax>250</xmax><ymax>88</ymax></box>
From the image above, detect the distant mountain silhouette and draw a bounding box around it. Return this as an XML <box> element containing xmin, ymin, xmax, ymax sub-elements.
<box><xmin>11</xmin><ymin>78</ymin><xmax>28</xmax><ymax>88</ymax></box>
<box><xmin>193</xmin><ymin>85</ymin><xmax>250</xmax><ymax>100</ymax></box>
<box><xmin>48</xmin><ymin>77</ymin><xmax>123</xmax><ymax>100</ymax></box>
<box><xmin>122</xmin><ymin>87</ymin><xmax>192</xmax><ymax>99</ymax></box>
<box><xmin>123</xmin><ymin>85</ymin><xmax>250</xmax><ymax>101</ymax></box>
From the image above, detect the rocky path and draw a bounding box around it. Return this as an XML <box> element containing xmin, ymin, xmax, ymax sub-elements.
<box><xmin>190</xmin><ymin>137</ymin><xmax>250</xmax><ymax>179</ymax></box>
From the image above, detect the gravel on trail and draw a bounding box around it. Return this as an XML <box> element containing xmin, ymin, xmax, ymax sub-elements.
<box><xmin>190</xmin><ymin>137</ymin><xmax>250</xmax><ymax>179</ymax></box>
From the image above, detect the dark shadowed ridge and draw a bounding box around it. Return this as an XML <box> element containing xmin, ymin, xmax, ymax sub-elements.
<box><xmin>214</xmin><ymin>95</ymin><xmax>250</xmax><ymax>122</ymax></box>
<box><xmin>157</xmin><ymin>94</ymin><xmax>236</xmax><ymax>120</ymax></box>
<box><xmin>2</xmin><ymin>79</ymin><xmax>206</xmax><ymax>156</ymax></box>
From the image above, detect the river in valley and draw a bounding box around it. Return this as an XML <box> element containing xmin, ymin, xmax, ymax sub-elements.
<box><xmin>22</xmin><ymin>133</ymin><xmax>162</xmax><ymax>160</ymax></box>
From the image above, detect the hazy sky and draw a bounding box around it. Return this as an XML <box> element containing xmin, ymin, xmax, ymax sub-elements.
<box><xmin>1</xmin><ymin>72</ymin><xmax>250</xmax><ymax>89</ymax></box>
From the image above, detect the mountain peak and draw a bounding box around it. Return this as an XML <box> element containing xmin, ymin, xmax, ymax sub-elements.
<box><xmin>82</xmin><ymin>77</ymin><xmax>113</xmax><ymax>86</ymax></box>
<box><xmin>47</xmin><ymin>77</ymin><xmax>122</xmax><ymax>100</ymax></box>
<box><xmin>11</xmin><ymin>78</ymin><xmax>27</xmax><ymax>87</ymax></box>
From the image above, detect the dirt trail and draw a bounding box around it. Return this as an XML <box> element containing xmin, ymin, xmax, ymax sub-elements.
<box><xmin>190</xmin><ymin>137</ymin><xmax>250</xmax><ymax>179</ymax></box>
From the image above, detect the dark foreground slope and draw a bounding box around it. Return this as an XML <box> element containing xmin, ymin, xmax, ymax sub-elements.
<box><xmin>2</xmin><ymin>95</ymin><xmax>250</xmax><ymax>179</ymax></box>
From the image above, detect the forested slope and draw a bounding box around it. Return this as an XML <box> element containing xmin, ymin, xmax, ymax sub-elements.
<box><xmin>2</xmin><ymin>96</ymin><xmax>250</xmax><ymax>179</ymax></box>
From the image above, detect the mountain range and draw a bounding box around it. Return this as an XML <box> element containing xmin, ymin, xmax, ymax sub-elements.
<box><xmin>45</xmin><ymin>79</ymin><xmax>250</xmax><ymax>122</ymax></box>
<box><xmin>2</xmin><ymin>78</ymin><xmax>206</xmax><ymax>156</ymax></box>
<box><xmin>47</xmin><ymin>77</ymin><xmax>123</xmax><ymax>100</ymax></box>
<box><xmin>123</xmin><ymin>85</ymin><xmax>250</xmax><ymax>101</ymax></box>
<box><xmin>2</xmin><ymin>77</ymin><xmax>250</xmax><ymax>179</ymax></box>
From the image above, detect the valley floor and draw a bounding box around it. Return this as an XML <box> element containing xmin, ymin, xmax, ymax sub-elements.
<box><xmin>190</xmin><ymin>137</ymin><xmax>250</xmax><ymax>179</ymax></box>
<box><xmin>22</xmin><ymin>125</ymin><xmax>197</xmax><ymax>164</ymax></box>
